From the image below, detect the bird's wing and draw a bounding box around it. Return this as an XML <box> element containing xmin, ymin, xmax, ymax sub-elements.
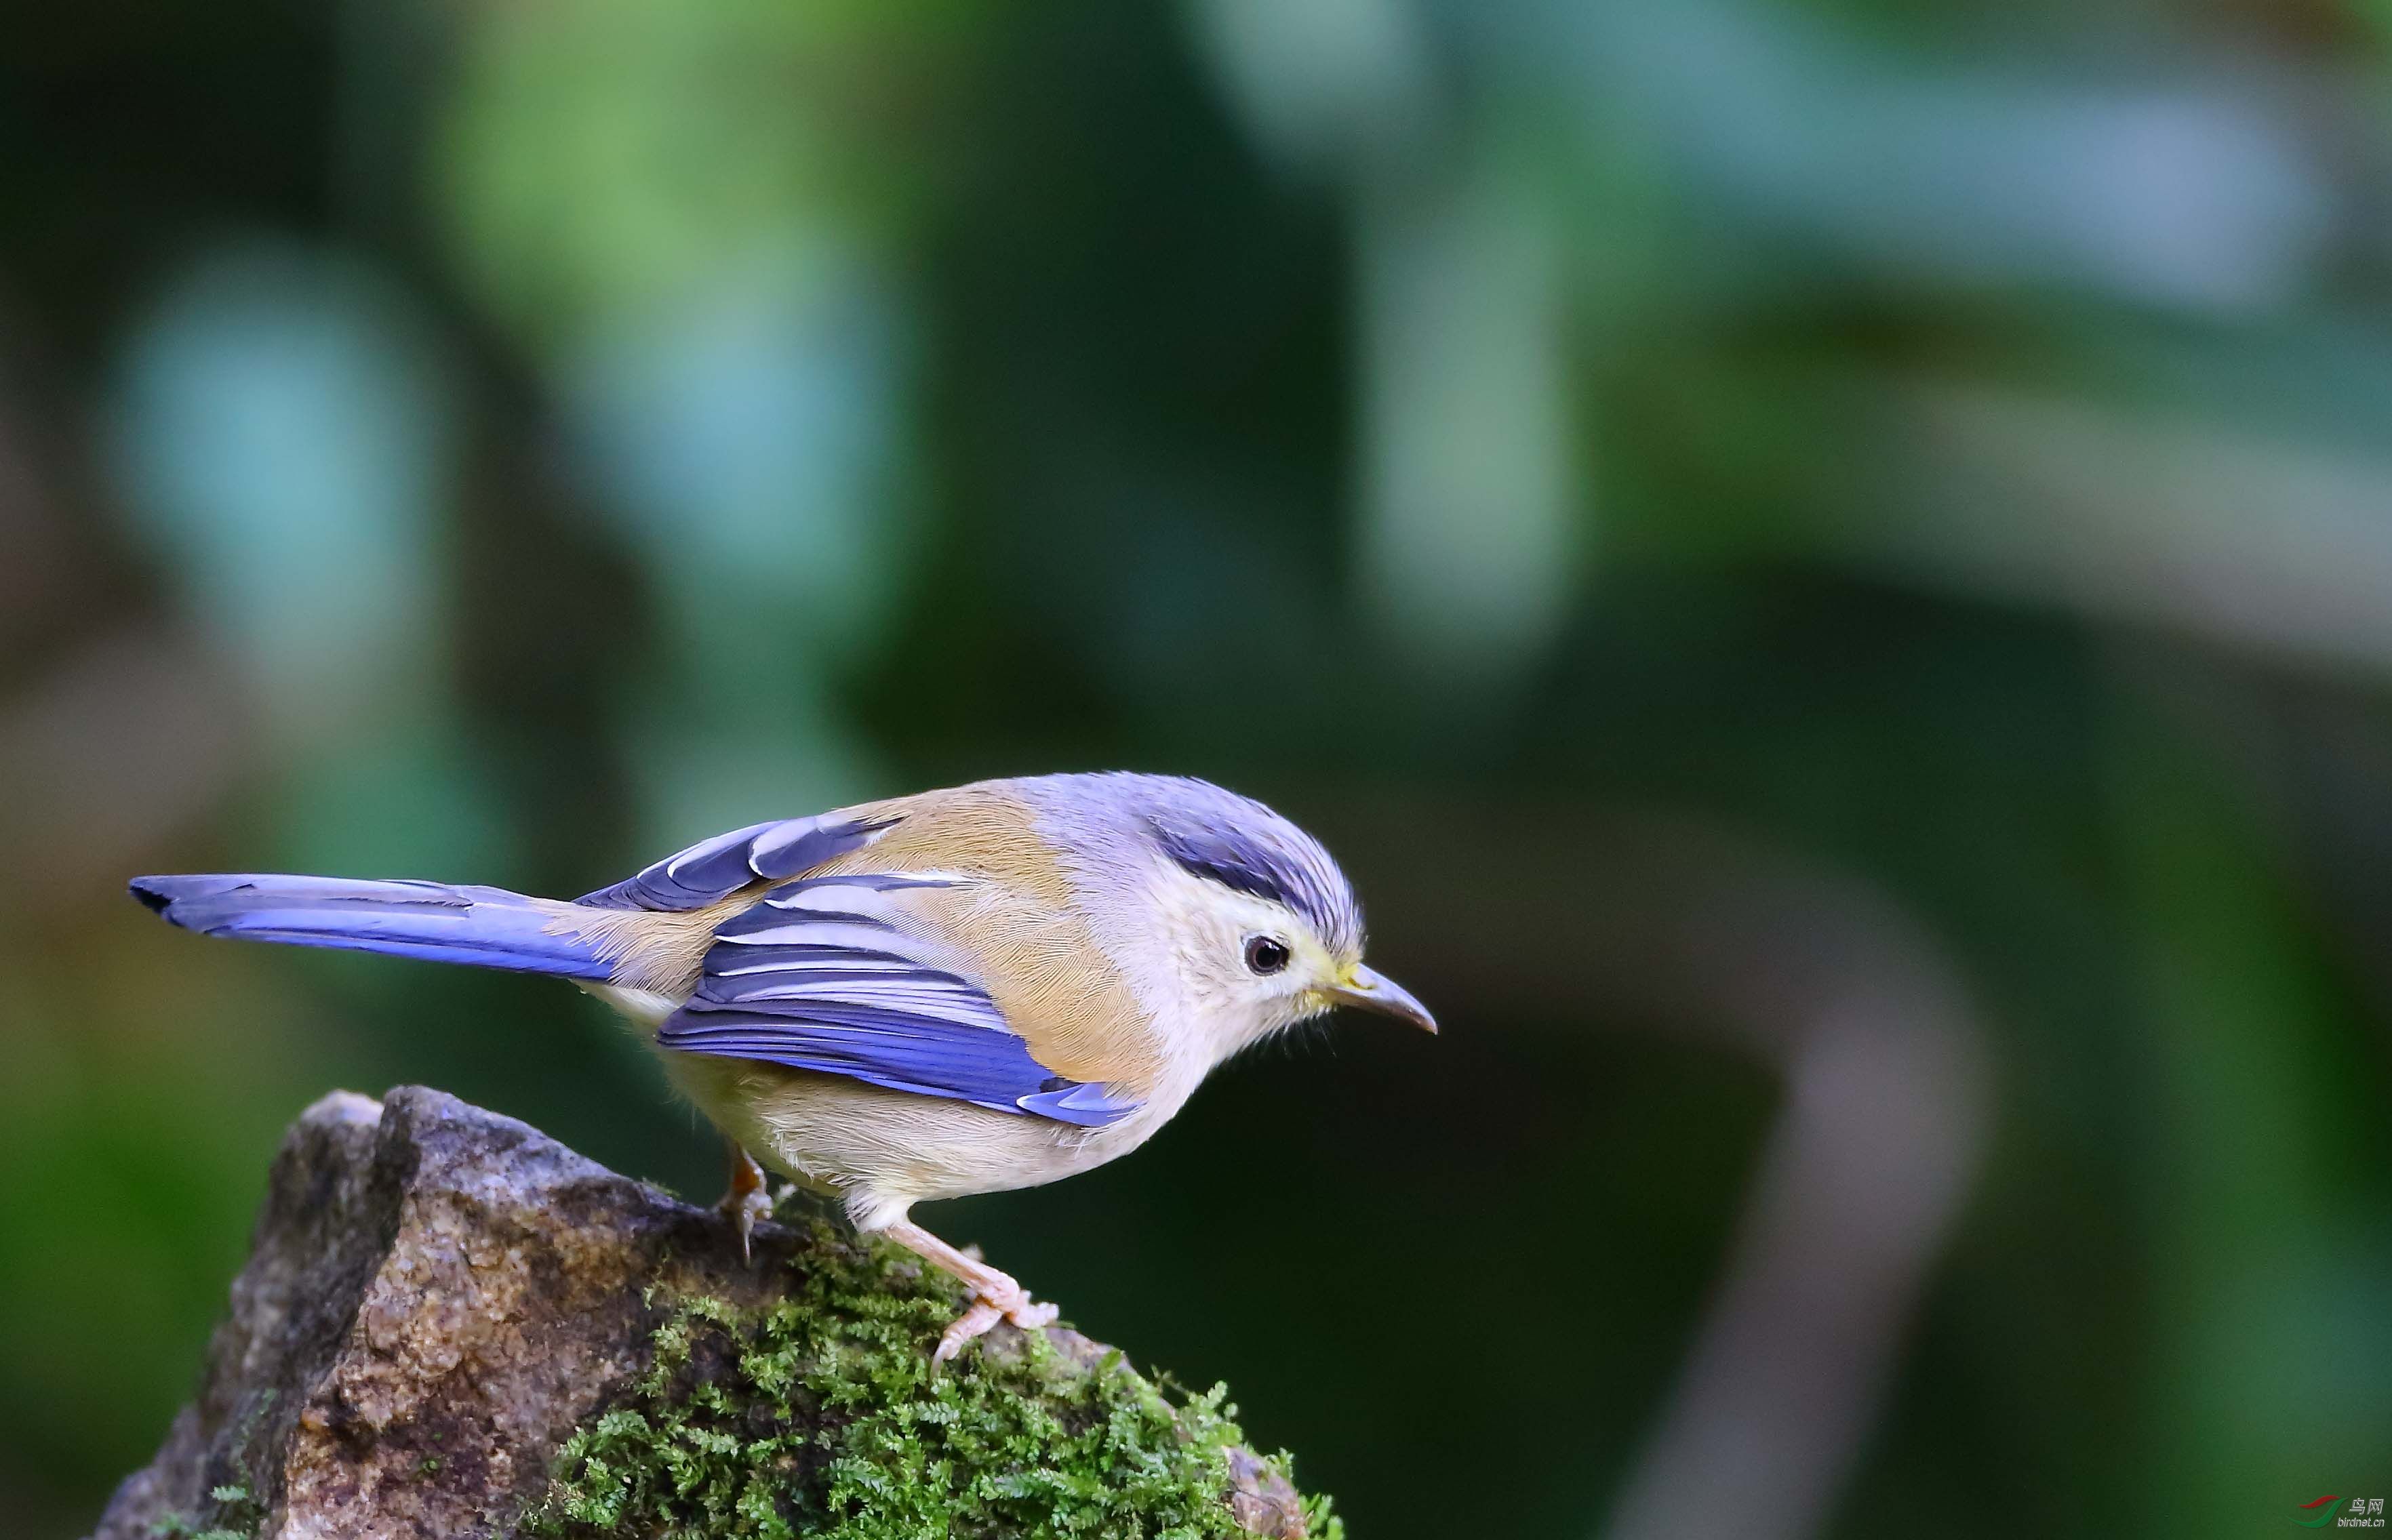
<box><xmin>574</xmin><ymin>811</ymin><xmax>902</xmax><ymax>912</ymax></box>
<box><xmin>652</xmin><ymin>870</ymin><xmax>1143</xmax><ymax>1129</ymax></box>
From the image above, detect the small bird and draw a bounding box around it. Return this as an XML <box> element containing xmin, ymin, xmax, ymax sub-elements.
<box><xmin>131</xmin><ymin>773</ymin><xmax>1433</xmax><ymax>1360</ymax></box>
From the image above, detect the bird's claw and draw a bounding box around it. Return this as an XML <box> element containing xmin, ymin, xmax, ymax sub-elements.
<box><xmin>717</xmin><ymin>1143</ymin><xmax>777</xmax><ymax>1263</ymax></box>
<box><xmin>1009</xmin><ymin>1297</ymin><xmax>1061</xmax><ymax>1330</ymax></box>
<box><xmin>931</xmin><ymin>1278</ymin><xmax>1058</xmax><ymax>1365</ymax></box>
<box><xmin>933</xmin><ymin>1301</ymin><xmax>1005</xmax><ymax>1364</ymax></box>
<box><xmin>719</xmin><ymin>1181</ymin><xmax>774</xmax><ymax>1263</ymax></box>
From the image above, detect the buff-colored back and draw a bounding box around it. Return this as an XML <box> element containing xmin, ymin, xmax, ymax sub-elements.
<box><xmin>571</xmin><ymin>781</ymin><xmax>1168</xmax><ymax>1097</ymax></box>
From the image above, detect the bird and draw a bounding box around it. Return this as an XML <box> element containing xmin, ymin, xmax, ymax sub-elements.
<box><xmin>129</xmin><ymin>772</ymin><xmax>1435</xmax><ymax>1361</ymax></box>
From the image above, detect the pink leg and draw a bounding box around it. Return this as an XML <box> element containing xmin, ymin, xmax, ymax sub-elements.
<box><xmin>718</xmin><ymin>1141</ymin><xmax>774</xmax><ymax>1262</ymax></box>
<box><xmin>878</xmin><ymin>1218</ymin><xmax>1060</xmax><ymax>1363</ymax></box>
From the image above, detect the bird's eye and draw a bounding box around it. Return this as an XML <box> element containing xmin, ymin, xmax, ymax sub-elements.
<box><xmin>1243</xmin><ymin>936</ymin><xmax>1291</xmax><ymax>975</ymax></box>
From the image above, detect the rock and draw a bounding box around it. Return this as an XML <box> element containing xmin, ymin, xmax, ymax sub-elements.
<box><xmin>90</xmin><ymin>1087</ymin><xmax>1319</xmax><ymax>1540</ymax></box>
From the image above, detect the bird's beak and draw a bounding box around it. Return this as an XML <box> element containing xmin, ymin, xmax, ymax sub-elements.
<box><xmin>1329</xmin><ymin>965</ymin><xmax>1437</xmax><ymax>1034</ymax></box>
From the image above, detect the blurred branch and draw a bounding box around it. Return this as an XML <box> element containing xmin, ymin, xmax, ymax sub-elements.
<box><xmin>1856</xmin><ymin>379</ymin><xmax>2392</xmax><ymax>677</ymax></box>
<box><xmin>1587</xmin><ymin>832</ymin><xmax>1987</xmax><ymax>1540</ymax></box>
<box><xmin>1352</xmin><ymin>807</ymin><xmax>1989</xmax><ymax>1540</ymax></box>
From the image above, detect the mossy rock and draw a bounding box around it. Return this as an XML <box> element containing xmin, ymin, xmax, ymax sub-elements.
<box><xmin>88</xmin><ymin>1086</ymin><xmax>1333</xmax><ymax>1540</ymax></box>
<box><xmin>535</xmin><ymin>1212</ymin><xmax>1335</xmax><ymax>1540</ymax></box>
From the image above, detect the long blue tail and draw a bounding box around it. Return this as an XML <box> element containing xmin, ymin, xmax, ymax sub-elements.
<box><xmin>129</xmin><ymin>874</ymin><xmax>612</xmax><ymax>979</ymax></box>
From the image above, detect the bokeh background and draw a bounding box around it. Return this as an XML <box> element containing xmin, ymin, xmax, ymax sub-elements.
<box><xmin>6</xmin><ymin>1</ymin><xmax>2392</xmax><ymax>1536</ymax></box>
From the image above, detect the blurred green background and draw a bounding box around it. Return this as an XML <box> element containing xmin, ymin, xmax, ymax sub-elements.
<box><xmin>5</xmin><ymin>1</ymin><xmax>2391</xmax><ymax>1536</ymax></box>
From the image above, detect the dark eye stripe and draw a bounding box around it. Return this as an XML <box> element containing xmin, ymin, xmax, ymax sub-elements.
<box><xmin>1148</xmin><ymin>811</ymin><xmax>1361</xmax><ymax>955</ymax></box>
<box><xmin>1180</xmin><ymin>853</ymin><xmax>1290</xmax><ymax>909</ymax></box>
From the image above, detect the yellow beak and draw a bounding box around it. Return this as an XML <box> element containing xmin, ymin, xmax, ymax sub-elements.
<box><xmin>1328</xmin><ymin>965</ymin><xmax>1437</xmax><ymax>1034</ymax></box>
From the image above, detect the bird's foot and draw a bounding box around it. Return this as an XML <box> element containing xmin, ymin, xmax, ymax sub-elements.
<box><xmin>933</xmin><ymin>1273</ymin><xmax>1060</xmax><ymax>1365</ymax></box>
<box><xmin>876</xmin><ymin>1217</ymin><xmax>1059</xmax><ymax>1366</ymax></box>
<box><xmin>720</xmin><ymin>1185</ymin><xmax>773</xmax><ymax>1261</ymax></box>
<box><xmin>718</xmin><ymin>1143</ymin><xmax>774</xmax><ymax>1263</ymax></box>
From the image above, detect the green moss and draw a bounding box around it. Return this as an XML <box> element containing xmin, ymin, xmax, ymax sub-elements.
<box><xmin>148</xmin><ymin>1519</ymin><xmax>252</xmax><ymax>1540</ymax></box>
<box><xmin>149</xmin><ymin>1443</ymin><xmax>268</xmax><ymax>1539</ymax></box>
<box><xmin>527</xmin><ymin>1215</ymin><xmax>1339</xmax><ymax>1540</ymax></box>
<box><xmin>151</xmin><ymin>1484</ymin><xmax>258</xmax><ymax>1540</ymax></box>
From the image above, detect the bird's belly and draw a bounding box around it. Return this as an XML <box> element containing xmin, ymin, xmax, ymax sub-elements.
<box><xmin>664</xmin><ymin>1053</ymin><xmax>1157</xmax><ymax>1228</ymax></box>
<box><xmin>578</xmin><ymin>979</ymin><xmax>681</xmax><ymax>1030</ymax></box>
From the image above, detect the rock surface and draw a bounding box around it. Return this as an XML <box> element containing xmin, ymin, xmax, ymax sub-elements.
<box><xmin>90</xmin><ymin>1087</ymin><xmax>1311</xmax><ymax>1540</ymax></box>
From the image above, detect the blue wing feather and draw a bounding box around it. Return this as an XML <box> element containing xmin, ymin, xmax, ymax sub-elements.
<box><xmin>1016</xmin><ymin>1080</ymin><xmax>1148</xmax><ymax>1124</ymax></box>
<box><xmin>652</xmin><ymin>872</ymin><xmax>1140</xmax><ymax>1129</ymax></box>
<box><xmin>576</xmin><ymin>813</ymin><xmax>904</xmax><ymax>911</ymax></box>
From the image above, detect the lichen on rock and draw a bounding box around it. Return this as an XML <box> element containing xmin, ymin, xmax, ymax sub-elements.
<box><xmin>89</xmin><ymin>1085</ymin><xmax>1328</xmax><ymax>1540</ymax></box>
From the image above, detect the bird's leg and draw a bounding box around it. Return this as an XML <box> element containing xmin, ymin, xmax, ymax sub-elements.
<box><xmin>717</xmin><ymin>1139</ymin><xmax>774</xmax><ymax>1262</ymax></box>
<box><xmin>877</xmin><ymin>1218</ymin><xmax>1060</xmax><ymax>1363</ymax></box>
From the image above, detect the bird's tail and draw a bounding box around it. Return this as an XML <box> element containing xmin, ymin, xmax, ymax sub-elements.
<box><xmin>128</xmin><ymin>873</ymin><xmax>612</xmax><ymax>979</ymax></box>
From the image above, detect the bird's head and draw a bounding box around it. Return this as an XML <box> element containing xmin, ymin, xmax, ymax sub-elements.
<box><xmin>1035</xmin><ymin>775</ymin><xmax>1435</xmax><ymax>1058</ymax></box>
